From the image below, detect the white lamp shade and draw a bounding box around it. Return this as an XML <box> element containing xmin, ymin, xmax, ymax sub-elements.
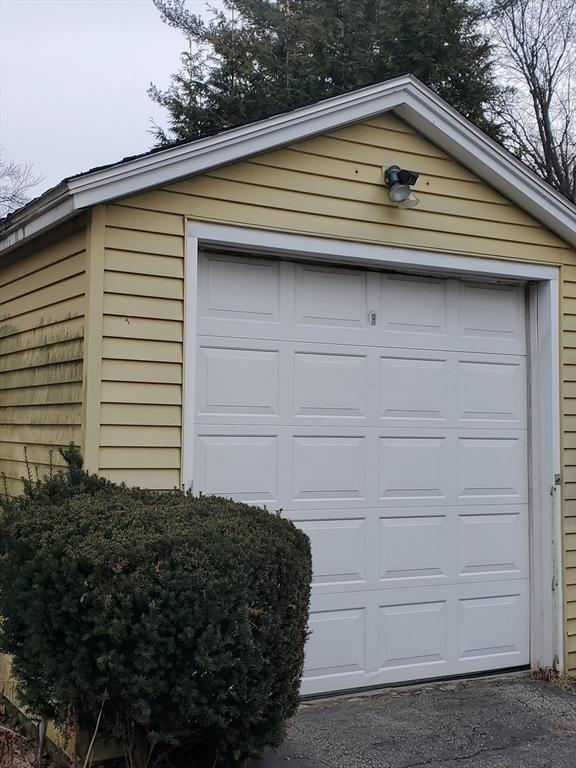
<box><xmin>388</xmin><ymin>184</ymin><xmax>412</xmax><ymax>203</ymax></box>
<box><xmin>397</xmin><ymin>193</ymin><xmax>420</xmax><ymax>209</ymax></box>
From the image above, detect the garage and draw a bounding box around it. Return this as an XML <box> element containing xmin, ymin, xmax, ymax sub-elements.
<box><xmin>194</xmin><ymin>249</ymin><xmax>530</xmax><ymax>695</ymax></box>
<box><xmin>2</xmin><ymin>76</ymin><xmax>572</xmax><ymax>731</ymax></box>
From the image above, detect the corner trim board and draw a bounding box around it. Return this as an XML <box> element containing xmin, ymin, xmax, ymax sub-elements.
<box><xmin>81</xmin><ymin>206</ymin><xmax>106</xmax><ymax>474</ymax></box>
<box><xmin>181</xmin><ymin>232</ymin><xmax>198</xmax><ymax>493</ymax></box>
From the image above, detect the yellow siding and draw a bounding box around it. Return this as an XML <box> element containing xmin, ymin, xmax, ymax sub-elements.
<box><xmin>0</xmin><ymin>219</ymin><xmax>91</xmax><ymax>734</ymax></box>
<box><xmin>0</xmin><ymin>221</ymin><xmax>87</xmax><ymax>495</ymax></box>
<box><xmin>93</xmin><ymin>112</ymin><xmax>576</xmax><ymax>673</ymax></box>
<box><xmin>97</xmin><ymin>207</ymin><xmax>185</xmax><ymax>490</ymax></box>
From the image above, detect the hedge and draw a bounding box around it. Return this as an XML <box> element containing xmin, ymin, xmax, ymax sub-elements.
<box><xmin>0</xmin><ymin>447</ymin><xmax>312</xmax><ymax>767</ymax></box>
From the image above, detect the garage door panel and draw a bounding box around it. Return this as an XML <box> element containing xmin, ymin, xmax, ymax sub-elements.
<box><xmin>302</xmin><ymin>581</ymin><xmax>529</xmax><ymax>695</ymax></box>
<box><xmin>195</xmin><ymin>433</ymin><xmax>279</xmax><ymax>504</ymax></box>
<box><xmin>378</xmin><ymin>350</ymin><xmax>527</xmax><ymax>429</ymax></box>
<box><xmin>457</xmin><ymin>357</ymin><xmax>527</xmax><ymax>428</ymax></box>
<box><xmin>294</xmin><ymin>262</ymin><xmax>368</xmax><ymax>329</ymax></box>
<box><xmin>379</xmin><ymin>599</ymin><xmax>449</xmax><ymax>670</ymax></box>
<box><xmin>196</xmin><ymin>426</ymin><xmax>527</xmax><ymax>511</ymax></box>
<box><xmin>378</xmin><ymin>433</ymin><xmax>454</xmax><ymax>503</ymax></box>
<box><xmin>457</xmin><ymin>432</ymin><xmax>528</xmax><ymax>504</ymax></box>
<box><xmin>457</xmin><ymin>583</ymin><xmax>529</xmax><ymax>668</ymax></box>
<box><xmin>287</xmin><ymin>509</ymin><xmax>380</xmax><ymax>594</ymax></box>
<box><xmin>288</xmin><ymin>429</ymin><xmax>378</xmax><ymax>511</ymax></box>
<box><xmin>199</xmin><ymin>252</ymin><xmax>280</xmax><ymax>323</ymax></box>
<box><xmin>375</xmin><ymin>275</ymin><xmax>524</xmax><ymax>355</ymax></box>
<box><xmin>195</xmin><ymin>340</ymin><xmax>526</xmax><ymax>429</ymax></box>
<box><xmin>292</xmin><ymin>436</ymin><xmax>367</xmax><ymax>502</ymax></box>
<box><xmin>294</xmin><ymin>351</ymin><xmax>368</xmax><ymax>418</ymax></box>
<box><xmin>297</xmin><ymin>517</ymin><xmax>369</xmax><ymax>587</ymax></box>
<box><xmin>287</xmin><ymin>505</ymin><xmax>528</xmax><ymax>592</ymax></box>
<box><xmin>196</xmin><ymin>426</ymin><xmax>377</xmax><ymax>510</ymax></box>
<box><xmin>196</xmin><ymin>337</ymin><xmax>376</xmax><ymax>426</ymax></box>
<box><xmin>197</xmin><ymin>345</ymin><xmax>280</xmax><ymax>417</ymax></box>
<box><xmin>458</xmin><ymin>506</ymin><xmax>529</xmax><ymax>579</ymax></box>
<box><xmin>379</xmin><ymin>354</ymin><xmax>450</xmax><ymax>424</ymax></box>
<box><xmin>458</xmin><ymin>281</ymin><xmax>525</xmax><ymax>353</ymax></box>
<box><xmin>379</xmin><ymin>273</ymin><xmax>449</xmax><ymax>337</ymax></box>
<box><xmin>304</xmin><ymin>598</ymin><xmax>370</xmax><ymax>691</ymax></box>
<box><xmin>196</xmin><ymin>252</ymin><xmax>530</xmax><ymax>695</ymax></box>
<box><xmin>379</xmin><ymin>514</ymin><xmax>452</xmax><ymax>584</ymax></box>
<box><xmin>200</xmin><ymin>255</ymin><xmax>525</xmax><ymax>355</ymax></box>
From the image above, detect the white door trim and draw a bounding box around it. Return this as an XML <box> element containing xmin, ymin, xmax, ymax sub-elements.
<box><xmin>183</xmin><ymin>221</ymin><xmax>563</xmax><ymax>675</ymax></box>
<box><xmin>182</xmin><ymin>233</ymin><xmax>198</xmax><ymax>495</ymax></box>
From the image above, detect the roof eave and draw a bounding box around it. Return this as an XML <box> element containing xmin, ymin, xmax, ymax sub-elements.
<box><xmin>397</xmin><ymin>82</ymin><xmax>576</xmax><ymax>248</ymax></box>
<box><xmin>1</xmin><ymin>75</ymin><xmax>575</xmax><ymax>254</ymax></box>
<box><xmin>67</xmin><ymin>75</ymin><xmax>414</xmax><ymax>208</ymax></box>
<box><xmin>0</xmin><ymin>183</ymin><xmax>75</xmax><ymax>256</ymax></box>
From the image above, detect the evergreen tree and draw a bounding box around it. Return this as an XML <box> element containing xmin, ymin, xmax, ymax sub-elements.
<box><xmin>149</xmin><ymin>0</ymin><xmax>501</xmax><ymax>145</ymax></box>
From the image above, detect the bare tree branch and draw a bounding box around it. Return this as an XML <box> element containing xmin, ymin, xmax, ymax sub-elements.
<box><xmin>487</xmin><ymin>0</ymin><xmax>576</xmax><ymax>202</ymax></box>
<box><xmin>0</xmin><ymin>154</ymin><xmax>43</xmax><ymax>217</ymax></box>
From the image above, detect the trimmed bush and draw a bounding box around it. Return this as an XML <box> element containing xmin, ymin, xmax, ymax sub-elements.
<box><xmin>0</xmin><ymin>448</ymin><xmax>311</xmax><ymax>767</ymax></box>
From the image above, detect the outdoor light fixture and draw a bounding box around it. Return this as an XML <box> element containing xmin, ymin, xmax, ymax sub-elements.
<box><xmin>384</xmin><ymin>165</ymin><xmax>420</xmax><ymax>208</ymax></box>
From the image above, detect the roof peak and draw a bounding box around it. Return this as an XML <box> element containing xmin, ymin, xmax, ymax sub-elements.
<box><xmin>2</xmin><ymin>75</ymin><xmax>575</xmax><ymax>253</ymax></box>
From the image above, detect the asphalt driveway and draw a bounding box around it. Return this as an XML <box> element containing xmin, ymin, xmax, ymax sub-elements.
<box><xmin>255</xmin><ymin>674</ymin><xmax>576</xmax><ymax>767</ymax></box>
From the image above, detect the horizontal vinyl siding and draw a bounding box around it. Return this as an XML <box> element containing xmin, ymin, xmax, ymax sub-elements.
<box><xmin>566</xmin><ymin>506</ymin><xmax>576</xmax><ymax>670</ymax></box>
<box><xmin>105</xmin><ymin>112</ymin><xmax>576</xmax><ymax>671</ymax></box>
<box><xmin>563</xmin><ymin>266</ymin><xmax>576</xmax><ymax>669</ymax></box>
<box><xmin>123</xmin><ymin>113</ymin><xmax>571</xmax><ymax>263</ymax></box>
<box><xmin>99</xmin><ymin>206</ymin><xmax>184</xmax><ymax>490</ymax></box>
<box><xmin>0</xmin><ymin>224</ymin><xmax>86</xmax><ymax>495</ymax></box>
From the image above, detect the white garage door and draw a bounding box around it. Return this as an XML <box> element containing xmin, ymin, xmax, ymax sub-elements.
<box><xmin>194</xmin><ymin>251</ymin><xmax>530</xmax><ymax>696</ymax></box>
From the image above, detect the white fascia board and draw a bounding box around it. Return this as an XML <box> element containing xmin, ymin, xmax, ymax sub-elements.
<box><xmin>0</xmin><ymin>190</ymin><xmax>75</xmax><ymax>256</ymax></box>
<box><xmin>2</xmin><ymin>74</ymin><xmax>575</xmax><ymax>252</ymax></box>
<box><xmin>397</xmin><ymin>85</ymin><xmax>576</xmax><ymax>247</ymax></box>
<box><xmin>68</xmin><ymin>75</ymin><xmax>576</xmax><ymax>248</ymax></box>
<box><xmin>68</xmin><ymin>77</ymin><xmax>412</xmax><ymax>208</ymax></box>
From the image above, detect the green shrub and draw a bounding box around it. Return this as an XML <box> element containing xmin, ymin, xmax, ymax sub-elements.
<box><xmin>0</xmin><ymin>447</ymin><xmax>311</xmax><ymax>767</ymax></box>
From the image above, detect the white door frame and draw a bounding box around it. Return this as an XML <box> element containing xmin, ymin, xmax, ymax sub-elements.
<box><xmin>183</xmin><ymin>221</ymin><xmax>563</xmax><ymax>675</ymax></box>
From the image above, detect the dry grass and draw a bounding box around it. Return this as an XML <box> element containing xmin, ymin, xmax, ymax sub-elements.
<box><xmin>0</xmin><ymin>705</ymin><xmax>49</xmax><ymax>768</ymax></box>
<box><xmin>0</xmin><ymin>726</ymin><xmax>35</xmax><ymax>768</ymax></box>
<box><xmin>531</xmin><ymin>665</ymin><xmax>576</xmax><ymax>692</ymax></box>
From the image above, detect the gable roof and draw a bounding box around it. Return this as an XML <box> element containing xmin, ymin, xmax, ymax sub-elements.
<box><xmin>1</xmin><ymin>74</ymin><xmax>575</xmax><ymax>254</ymax></box>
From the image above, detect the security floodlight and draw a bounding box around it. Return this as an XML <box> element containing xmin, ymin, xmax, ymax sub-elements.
<box><xmin>384</xmin><ymin>165</ymin><xmax>420</xmax><ymax>208</ymax></box>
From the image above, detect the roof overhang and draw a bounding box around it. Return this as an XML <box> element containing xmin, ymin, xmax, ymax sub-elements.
<box><xmin>2</xmin><ymin>75</ymin><xmax>575</xmax><ymax>255</ymax></box>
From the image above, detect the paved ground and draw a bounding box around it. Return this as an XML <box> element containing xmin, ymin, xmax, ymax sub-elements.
<box><xmin>255</xmin><ymin>674</ymin><xmax>576</xmax><ymax>767</ymax></box>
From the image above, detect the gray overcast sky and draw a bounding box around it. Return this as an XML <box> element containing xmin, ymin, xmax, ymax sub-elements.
<box><xmin>0</xmin><ymin>0</ymin><xmax>221</xmax><ymax>195</ymax></box>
